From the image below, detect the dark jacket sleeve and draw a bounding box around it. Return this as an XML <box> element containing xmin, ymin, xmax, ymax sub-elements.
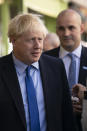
<box><xmin>62</xmin><ymin>63</ymin><xmax>77</xmax><ymax>131</ymax></box>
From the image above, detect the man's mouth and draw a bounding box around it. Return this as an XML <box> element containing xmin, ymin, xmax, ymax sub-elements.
<box><xmin>32</xmin><ymin>52</ymin><xmax>41</xmax><ymax>57</ymax></box>
<box><xmin>63</xmin><ymin>36</ymin><xmax>72</xmax><ymax>41</ymax></box>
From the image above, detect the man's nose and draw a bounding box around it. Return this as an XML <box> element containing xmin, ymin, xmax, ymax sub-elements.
<box><xmin>64</xmin><ymin>29</ymin><xmax>70</xmax><ymax>36</ymax></box>
<box><xmin>35</xmin><ymin>39</ymin><xmax>41</xmax><ymax>48</ymax></box>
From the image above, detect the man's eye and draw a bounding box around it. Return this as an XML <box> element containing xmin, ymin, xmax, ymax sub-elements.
<box><xmin>25</xmin><ymin>39</ymin><xmax>34</xmax><ymax>43</ymax></box>
<box><xmin>58</xmin><ymin>26</ymin><xmax>65</xmax><ymax>31</ymax></box>
<box><xmin>31</xmin><ymin>38</ymin><xmax>35</xmax><ymax>41</ymax></box>
<box><xmin>38</xmin><ymin>38</ymin><xmax>42</xmax><ymax>41</ymax></box>
<box><xmin>30</xmin><ymin>38</ymin><xmax>35</xmax><ymax>42</ymax></box>
<box><xmin>69</xmin><ymin>26</ymin><xmax>75</xmax><ymax>30</ymax></box>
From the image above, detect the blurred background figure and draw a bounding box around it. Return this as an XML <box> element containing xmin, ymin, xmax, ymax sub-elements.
<box><xmin>43</xmin><ymin>33</ymin><xmax>60</xmax><ymax>51</ymax></box>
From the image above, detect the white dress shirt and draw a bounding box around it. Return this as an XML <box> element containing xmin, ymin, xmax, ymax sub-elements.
<box><xmin>59</xmin><ymin>43</ymin><xmax>82</xmax><ymax>83</ymax></box>
<box><xmin>12</xmin><ymin>55</ymin><xmax>47</xmax><ymax>131</ymax></box>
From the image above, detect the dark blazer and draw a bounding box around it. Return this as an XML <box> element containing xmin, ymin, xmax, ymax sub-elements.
<box><xmin>0</xmin><ymin>53</ymin><xmax>76</xmax><ymax>131</ymax></box>
<box><xmin>44</xmin><ymin>46</ymin><xmax>87</xmax><ymax>131</ymax></box>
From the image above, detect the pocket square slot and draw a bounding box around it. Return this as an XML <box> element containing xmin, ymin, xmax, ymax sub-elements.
<box><xmin>83</xmin><ymin>66</ymin><xmax>87</xmax><ymax>70</ymax></box>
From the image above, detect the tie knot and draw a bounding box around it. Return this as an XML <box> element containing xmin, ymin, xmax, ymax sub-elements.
<box><xmin>26</xmin><ymin>66</ymin><xmax>31</xmax><ymax>77</ymax></box>
<box><xmin>26</xmin><ymin>65</ymin><xmax>36</xmax><ymax>77</ymax></box>
<box><xmin>68</xmin><ymin>53</ymin><xmax>75</xmax><ymax>60</ymax></box>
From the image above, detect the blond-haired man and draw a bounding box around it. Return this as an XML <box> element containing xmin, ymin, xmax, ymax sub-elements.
<box><xmin>0</xmin><ymin>13</ymin><xmax>76</xmax><ymax>131</ymax></box>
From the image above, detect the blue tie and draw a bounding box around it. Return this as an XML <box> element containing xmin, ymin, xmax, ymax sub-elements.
<box><xmin>25</xmin><ymin>66</ymin><xmax>40</xmax><ymax>131</ymax></box>
<box><xmin>68</xmin><ymin>53</ymin><xmax>76</xmax><ymax>89</ymax></box>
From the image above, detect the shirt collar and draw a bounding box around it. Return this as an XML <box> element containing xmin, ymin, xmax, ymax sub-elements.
<box><xmin>59</xmin><ymin>42</ymin><xmax>82</xmax><ymax>59</ymax></box>
<box><xmin>12</xmin><ymin>54</ymin><xmax>39</xmax><ymax>75</ymax></box>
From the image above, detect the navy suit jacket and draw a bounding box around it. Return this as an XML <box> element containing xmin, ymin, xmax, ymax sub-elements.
<box><xmin>0</xmin><ymin>53</ymin><xmax>76</xmax><ymax>131</ymax></box>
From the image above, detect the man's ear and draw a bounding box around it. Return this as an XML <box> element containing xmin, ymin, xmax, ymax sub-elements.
<box><xmin>10</xmin><ymin>37</ymin><xmax>16</xmax><ymax>45</ymax></box>
<box><xmin>81</xmin><ymin>24</ymin><xmax>85</xmax><ymax>34</ymax></box>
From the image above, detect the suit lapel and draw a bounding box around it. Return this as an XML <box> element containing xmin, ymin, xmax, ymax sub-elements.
<box><xmin>79</xmin><ymin>46</ymin><xmax>87</xmax><ymax>85</ymax></box>
<box><xmin>39</xmin><ymin>55</ymin><xmax>56</xmax><ymax>131</ymax></box>
<box><xmin>39</xmin><ymin>56</ymin><xmax>47</xmax><ymax>93</ymax></box>
<box><xmin>1</xmin><ymin>54</ymin><xmax>26</xmax><ymax>129</ymax></box>
<box><xmin>39</xmin><ymin>55</ymin><xmax>50</xmax><ymax>130</ymax></box>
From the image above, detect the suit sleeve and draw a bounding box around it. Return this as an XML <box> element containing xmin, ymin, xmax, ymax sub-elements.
<box><xmin>62</xmin><ymin>63</ymin><xmax>77</xmax><ymax>131</ymax></box>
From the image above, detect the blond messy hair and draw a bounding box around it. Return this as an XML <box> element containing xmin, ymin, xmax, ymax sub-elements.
<box><xmin>8</xmin><ymin>13</ymin><xmax>48</xmax><ymax>39</ymax></box>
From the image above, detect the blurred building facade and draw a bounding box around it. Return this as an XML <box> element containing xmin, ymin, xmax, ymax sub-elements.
<box><xmin>0</xmin><ymin>0</ymin><xmax>67</xmax><ymax>56</ymax></box>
